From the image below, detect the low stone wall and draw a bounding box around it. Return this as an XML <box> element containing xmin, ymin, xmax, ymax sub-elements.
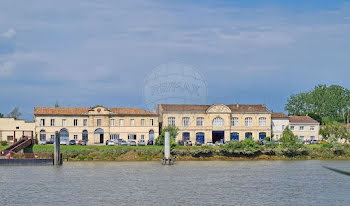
<box><xmin>0</xmin><ymin>158</ymin><xmax>53</xmax><ymax>165</ymax></box>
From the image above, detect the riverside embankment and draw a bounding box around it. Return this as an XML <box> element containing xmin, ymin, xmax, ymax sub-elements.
<box><xmin>2</xmin><ymin>144</ymin><xmax>350</xmax><ymax>161</ymax></box>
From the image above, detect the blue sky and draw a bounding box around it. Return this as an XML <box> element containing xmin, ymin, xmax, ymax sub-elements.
<box><xmin>0</xmin><ymin>0</ymin><xmax>350</xmax><ymax>121</ymax></box>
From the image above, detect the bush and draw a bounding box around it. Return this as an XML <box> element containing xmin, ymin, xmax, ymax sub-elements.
<box><xmin>155</xmin><ymin>125</ymin><xmax>178</xmax><ymax>147</ymax></box>
<box><xmin>280</xmin><ymin>126</ymin><xmax>304</xmax><ymax>149</ymax></box>
<box><xmin>0</xmin><ymin>141</ymin><xmax>8</xmax><ymax>146</ymax></box>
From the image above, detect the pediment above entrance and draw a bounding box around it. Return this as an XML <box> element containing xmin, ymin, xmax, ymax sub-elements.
<box><xmin>88</xmin><ymin>105</ymin><xmax>111</xmax><ymax>115</ymax></box>
<box><xmin>206</xmin><ymin>104</ymin><xmax>231</xmax><ymax>113</ymax></box>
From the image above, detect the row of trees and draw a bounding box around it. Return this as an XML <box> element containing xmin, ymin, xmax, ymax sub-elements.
<box><xmin>285</xmin><ymin>84</ymin><xmax>350</xmax><ymax>124</ymax></box>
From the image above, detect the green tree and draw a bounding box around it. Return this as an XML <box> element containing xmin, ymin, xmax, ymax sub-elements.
<box><xmin>155</xmin><ymin>125</ymin><xmax>179</xmax><ymax>147</ymax></box>
<box><xmin>279</xmin><ymin>126</ymin><xmax>303</xmax><ymax>148</ymax></box>
<box><xmin>285</xmin><ymin>84</ymin><xmax>350</xmax><ymax>123</ymax></box>
<box><xmin>0</xmin><ymin>113</ymin><xmax>4</xmax><ymax>118</ymax></box>
<box><xmin>7</xmin><ymin>107</ymin><xmax>22</xmax><ymax>119</ymax></box>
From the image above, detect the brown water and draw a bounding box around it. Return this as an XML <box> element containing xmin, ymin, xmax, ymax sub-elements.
<box><xmin>1</xmin><ymin>160</ymin><xmax>350</xmax><ymax>206</ymax></box>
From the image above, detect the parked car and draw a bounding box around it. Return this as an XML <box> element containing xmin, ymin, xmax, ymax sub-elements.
<box><xmin>60</xmin><ymin>140</ymin><xmax>69</xmax><ymax>145</ymax></box>
<box><xmin>310</xmin><ymin>140</ymin><xmax>318</xmax><ymax>144</ymax></box>
<box><xmin>215</xmin><ymin>141</ymin><xmax>223</xmax><ymax>146</ymax></box>
<box><xmin>147</xmin><ymin>140</ymin><xmax>154</xmax><ymax>145</ymax></box>
<box><xmin>138</xmin><ymin>140</ymin><xmax>146</xmax><ymax>146</ymax></box>
<box><xmin>78</xmin><ymin>140</ymin><xmax>87</xmax><ymax>146</ymax></box>
<box><xmin>128</xmin><ymin>141</ymin><xmax>137</xmax><ymax>146</ymax></box>
<box><xmin>195</xmin><ymin>141</ymin><xmax>202</xmax><ymax>146</ymax></box>
<box><xmin>177</xmin><ymin>140</ymin><xmax>184</xmax><ymax>146</ymax></box>
<box><xmin>39</xmin><ymin>140</ymin><xmax>47</xmax><ymax>145</ymax></box>
<box><xmin>107</xmin><ymin>140</ymin><xmax>115</xmax><ymax>146</ymax></box>
<box><xmin>119</xmin><ymin>140</ymin><xmax>127</xmax><ymax>146</ymax></box>
<box><xmin>184</xmin><ymin>140</ymin><xmax>192</xmax><ymax>146</ymax></box>
<box><xmin>206</xmin><ymin>142</ymin><xmax>214</xmax><ymax>146</ymax></box>
<box><xmin>69</xmin><ymin>140</ymin><xmax>76</xmax><ymax>145</ymax></box>
<box><xmin>46</xmin><ymin>139</ymin><xmax>54</xmax><ymax>144</ymax></box>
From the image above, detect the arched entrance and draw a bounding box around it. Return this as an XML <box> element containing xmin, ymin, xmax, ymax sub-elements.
<box><xmin>94</xmin><ymin>128</ymin><xmax>104</xmax><ymax>144</ymax></box>
<box><xmin>149</xmin><ymin>130</ymin><xmax>154</xmax><ymax>141</ymax></box>
<box><xmin>40</xmin><ymin>130</ymin><xmax>46</xmax><ymax>143</ymax></box>
<box><xmin>82</xmin><ymin>130</ymin><xmax>88</xmax><ymax>142</ymax></box>
<box><xmin>196</xmin><ymin>132</ymin><xmax>205</xmax><ymax>144</ymax></box>
<box><xmin>60</xmin><ymin>128</ymin><xmax>69</xmax><ymax>143</ymax></box>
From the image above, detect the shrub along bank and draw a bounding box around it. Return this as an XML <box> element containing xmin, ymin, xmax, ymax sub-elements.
<box><xmin>1</xmin><ymin>142</ymin><xmax>350</xmax><ymax>161</ymax></box>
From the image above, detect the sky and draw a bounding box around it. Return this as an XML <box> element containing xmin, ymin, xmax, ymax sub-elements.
<box><xmin>0</xmin><ymin>0</ymin><xmax>350</xmax><ymax>121</ymax></box>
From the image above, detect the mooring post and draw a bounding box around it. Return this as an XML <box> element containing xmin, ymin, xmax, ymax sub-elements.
<box><xmin>162</xmin><ymin>132</ymin><xmax>174</xmax><ymax>165</ymax></box>
<box><xmin>54</xmin><ymin>131</ymin><xmax>62</xmax><ymax>165</ymax></box>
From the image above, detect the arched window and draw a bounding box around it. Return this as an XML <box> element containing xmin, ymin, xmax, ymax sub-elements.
<box><xmin>60</xmin><ymin>128</ymin><xmax>69</xmax><ymax>142</ymax></box>
<box><xmin>259</xmin><ymin>132</ymin><xmax>266</xmax><ymax>140</ymax></box>
<box><xmin>245</xmin><ymin>132</ymin><xmax>253</xmax><ymax>139</ymax></box>
<box><xmin>182</xmin><ymin>132</ymin><xmax>190</xmax><ymax>141</ymax></box>
<box><xmin>245</xmin><ymin>117</ymin><xmax>252</xmax><ymax>127</ymax></box>
<box><xmin>196</xmin><ymin>132</ymin><xmax>205</xmax><ymax>144</ymax></box>
<box><xmin>259</xmin><ymin>117</ymin><xmax>266</xmax><ymax>126</ymax></box>
<box><xmin>40</xmin><ymin>130</ymin><xmax>46</xmax><ymax>142</ymax></box>
<box><xmin>230</xmin><ymin>132</ymin><xmax>239</xmax><ymax>141</ymax></box>
<box><xmin>149</xmin><ymin>130</ymin><xmax>154</xmax><ymax>141</ymax></box>
<box><xmin>212</xmin><ymin>117</ymin><xmax>224</xmax><ymax>127</ymax></box>
<box><xmin>82</xmin><ymin>130</ymin><xmax>88</xmax><ymax>141</ymax></box>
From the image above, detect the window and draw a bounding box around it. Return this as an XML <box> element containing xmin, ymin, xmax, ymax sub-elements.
<box><xmin>311</xmin><ymin>136</ymin><xmax>315</xmax><ymax>140</ymax></box>
<box><xmin>310</xmin><ymin>126</ymin><xmax>315</xmax><ymax>131</ymax></box>
<box><xmin>299</xmin><ymin>126</ymin><xmax>304</xmax><ymax>131</ymax></box>
<box><xmin>130</xmin><ymin>119</ymin><xmax>135</xmax><ymax>126</ymax></box>
<box><xmin>97</xmin><ymin>119</ymin><xmax>101</xmax><ymax>126</ymax></box>
<box><xmin>168</xmin><ymin>117</ymin><xmax>176</xmax><ymax>126</ymax></box>
<box><xmin>300</xmin><ymin>136</ymin><xmax>305</xmax><ymax>141</ymax></box>
<box><xmin>182</xmin><ymin>117</ymin><xmax>190</xmax><ymax>127</ymax></box>
<box><xmin>40</xmin><ymin>130</ymin><xmax>46</xmax><ymax>141</ymax></box>
<box><xmin>74</xmin><ymin>119</ymin><xmax>78</xmax><ymax>127</ymax></box>
<box><xmin>213</xmin><ymin>117</ymin><xmax>224</xmax><ymax>127</ymax></box>
<box><xmin>40</xmin><ymin>119</ymin><xmax>45</xmax><ymax>127</ymax></box>
<box><xmin>119</xmin><ymin>119</ymin><xmax>124</xmax><ymax>126</ymax></box>
<box><xmin>245</xmin><ymin>117</ymin><xmax>252</xmax><ymax>127</ymax></box>
<box><xmin>282</xmin><ymin>125</ymin><xmax>285</xmax><ymax>130</ymax></box>
<box><xmin>196</xmin><ymin>117</ymin><xmax>204</xmax><ymax>126</ymax></box>
<box><xmin>50</xmin><ymin>135</ymin><xmax>55</xmax><ymax>141</ymax></box>
<box><xmin>110</xmin><ymin>134</ymin><xmax>119</xmax><ymax>140</ymax></box>
<box><xmin>231</xmin><ymin>117</ymin><xmax>239</xmax><ymax>126</ymax></box>
<box><xmin>259</xmin><ymin>117</ymin><xmax>266</xmax><ymax>126</ymax></box>
<box><xmin>83</xmin><ymin>119</ymin><xmax>88</xmax><ymax>126</ymax></box>
<box><xmin>50</xmin><ymin>119</ymin><xmax>55</xmax><ymax>126</ymax></box>
<box><xmin>128</xmin><ymin>134</ymin><xmax>137</xmax><ymax>140</ymax></box>
<box><xmin>110</xmin><ymin>119</ymin><xmax>115</xmax><ymax>126</ymax></box>
<box><xmin>150</xmin><ymin>119</ymin><xmax>154</xmax><ymax>126</ymax></box>
<box><xmin>74</xmin><ymin>135</ymin><xmax>78</xmax><ymax>140</ymax></box>
<box><xmin>141</xmin><ymin>119</ymin><xmax>145</xmax><ymax>126</ymax></box>
<box><xmin>290</xmin><ymin>126</ymin><xmax>294</xmax><ymax>131</ymax></box>
<box><xmin>141</xmin><ymin>135</ymin><xmax>145</xmax><ymax>140</ymax></box>
<box><xmin>16</xmin><ymin>126</ymin><xmax>19</xmax><ymax>129</ymax></box>
<box><xmin>62</xmin><ymin>119</ymin><xmax>67</xmax><ymax>127</ymax></box>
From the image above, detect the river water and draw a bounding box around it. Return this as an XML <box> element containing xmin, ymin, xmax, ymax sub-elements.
<box><xmin>1</xmin><ymin>160</ymin><xmax>350</xmax><ymax>206</ymax></box>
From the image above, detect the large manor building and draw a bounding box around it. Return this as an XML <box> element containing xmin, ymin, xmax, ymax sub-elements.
<box><xmin>158</xmin><ymin>104</ymin><xmax>272</xmax><ymax>143</ymax></box>
<box><xmin>34</xmin><ymin>105</ymin><xmax>159</xmax><ymax>145</ymax></box>
<box><xmin>0</xmin><ymin>104</ymin><xmax>321</xmax><ymax>144</ymax></box>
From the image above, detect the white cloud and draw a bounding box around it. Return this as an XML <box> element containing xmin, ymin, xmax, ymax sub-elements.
<box><xmin>0</xmin><ymin>61</ymin><xmax>15</xmax><ymax>77</ymax></box>
<box><xmin>1</xmin><ymin>28</ymin><xmax>16</xmax><ymax>38</ymax></box>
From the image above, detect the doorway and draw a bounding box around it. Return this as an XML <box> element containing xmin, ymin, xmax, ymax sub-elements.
<box><xmin>212</xmin><ymin>131</ymin><xmax>224</xmax><ymax>143</ymax></box>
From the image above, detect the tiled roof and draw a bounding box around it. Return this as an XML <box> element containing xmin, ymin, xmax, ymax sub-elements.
<box><xmin>34</xmin><ymin>107</ymin><xmax>155</xmax><ymax>115</ymax></box>
<box><xmin>159</xmin><ymin>104</ymin><xmax>270</xmax><ymax>113</ymax></box>
<box><xmin>271</xmin><ymin>113</ymin><xmax>289</xmax><ymax>119</ymax></box>
<box><xmin>289</xmin><ymin>116</ymin><xmax>319</xmax><ymax>124</ymax></box>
